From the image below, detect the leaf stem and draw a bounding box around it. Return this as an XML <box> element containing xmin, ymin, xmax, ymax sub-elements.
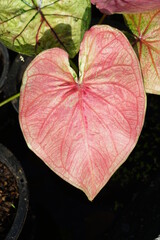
<box><xmin>98</xmin><ymin>14</ymin><xmax>107</xmax><ymax>25</ymax></box>
<box><xmin>0</xmin><ymin>93</ymin><xmax>20</xmax><ymax>107</ymax></box>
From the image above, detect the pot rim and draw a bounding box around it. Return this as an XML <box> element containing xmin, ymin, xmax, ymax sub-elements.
<box><xmin>0</xmin><ymin>143</ymin><xmax>29</xmax><ymax>240</ymax></box>
<box><xmin>0</xmin><ymin>42</ymin><xmax>9</xmax><ymax>91</ymax></box>
<box><xmin>3</xmin><ymin>54</ymin><xmax>33</xmax><ymax>113</ymax></box>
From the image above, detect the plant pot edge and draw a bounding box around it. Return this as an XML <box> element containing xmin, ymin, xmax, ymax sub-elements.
<box><xmin>0</xmin><ymin>143</ymin><xmax>29</xmax><ymax>240</ymax></box>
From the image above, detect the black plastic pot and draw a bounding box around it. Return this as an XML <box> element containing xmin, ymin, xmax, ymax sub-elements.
<box><xmin>0</xmin><ymin>143</ymin><xmax>29</xmax><ymax>240</ymax></box>
<box><xmin>3</xmin><ymin>54</ymin><xmax>33</xmax><ymax>112</ymax></box>
<box><xmin>0</xmin><ymin>42</ymin><xmax>9</xmax><ymax>92</ymax></box>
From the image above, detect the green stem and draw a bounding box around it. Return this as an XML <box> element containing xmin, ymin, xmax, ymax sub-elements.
<box><xmin>0</xmin><ymin>93</ymin><xmax>20</xmax><ymax>107</ymax></box>
<box><xmin>98</xmin><ymin>14</ymin><xmax>107</xmax><ymax>25</ymax></box>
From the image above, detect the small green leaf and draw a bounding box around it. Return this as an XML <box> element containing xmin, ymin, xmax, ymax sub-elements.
<box><xmin>11</xmin><ymin>203</ymin><xmax>16</xmax><ymax>209</ymax></box>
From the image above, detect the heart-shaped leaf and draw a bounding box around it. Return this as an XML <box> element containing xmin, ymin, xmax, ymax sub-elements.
<box><xmin>91</xmin><ymin>0</ymin><xmax>160</xmax><ymax>14</ymax></box>
<box><xmin>0</xmin><ymin>0</ymin><xmax>91</xmax><ymax>58</ymax></box>
<box><xmin>124</xmin><ymin>10</ymin><xmax>160</xmax><ymax>94</ymax></box>
<box><xmin>19</xmin><ymin>25</ymin><xmax>146</xmax><ymax>201</ymax></box>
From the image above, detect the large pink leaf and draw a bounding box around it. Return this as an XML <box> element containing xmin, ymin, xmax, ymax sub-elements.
<box><xmin>19</xmin><ymin>25</ymin><xmax>146</xmax><ymax>201</ymax></box>
<box><xmin>124</xmin><ymin>10</ymin><xmax>160</xmax><ymax>94</ymax></box>
<box><xmin>91</xmin><ymin>0</ymin><xmax>160</xmax><ymax>14</ymax></box>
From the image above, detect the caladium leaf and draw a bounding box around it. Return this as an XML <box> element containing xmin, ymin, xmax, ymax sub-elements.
<box><xmin>124</xmin><ymin>10</ymin><xmax>160</xmax><ymax>94</ymax></box>
<box><xmin>91</xmin><ymin>0</ymin><xmax>160</xmax><ymax>14</ymax></box>
<box><xmin>19</xmin><ymin>25</ymin><xmax>146</xmax><ymax>201</ymax></box>
<box><xmin>0</xmin><ymin>0</ymin><xmax>91</xmax><ymax>58</ymax></box>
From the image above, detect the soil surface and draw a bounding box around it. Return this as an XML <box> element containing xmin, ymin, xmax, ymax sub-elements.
<box><xmin>0</xmin><ymin>161</ymin><xmax>19</xmax><ymax>239</ymax></box>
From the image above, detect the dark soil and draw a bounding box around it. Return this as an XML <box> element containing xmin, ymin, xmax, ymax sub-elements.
<box><xmin>0</xmin><ymin>161</ymin><xmax>19</xmax><ymax>240</ymax></box>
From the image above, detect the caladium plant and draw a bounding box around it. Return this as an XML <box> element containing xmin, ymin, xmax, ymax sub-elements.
<box><xmin>0</xmin><ymin>0</ymin><xmax>91</xmax><ymax>58</ymax></box>
<box><xmin>91</xmin><ymin>0</ymin><xmax>160</xmax><ymax>14</ymax></box>
<box><xmin>124</xmin><ymin>10</ymin><xmax>160</xmax><ymax>94</ymax></box>
<box><xmin>19</xmin><ymin>25</ymin><xmax>146</xmax><ymax>200</ymax></box>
